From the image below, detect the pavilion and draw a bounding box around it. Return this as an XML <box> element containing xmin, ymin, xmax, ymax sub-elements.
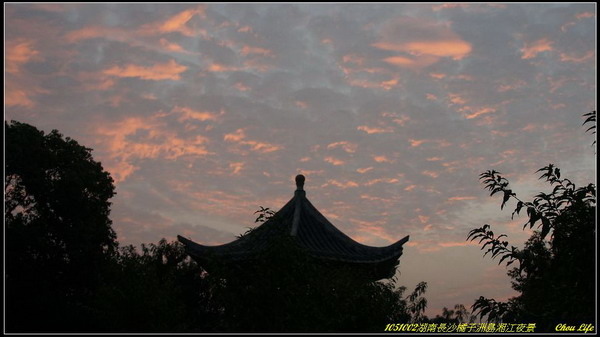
<box><xmin>178</xmin><ymin>175</ymin><xmax>409</xmax><ymax>281</ymax></box>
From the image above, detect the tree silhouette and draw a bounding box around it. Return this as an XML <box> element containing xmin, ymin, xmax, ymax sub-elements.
<box><xmin>466</xmin><ymin>112</ymin><xmax>596</xmax><ymax>331</ymax></box>
<box><xmin>5</xmin><ymin>121</ymin><xmax>117</xmax><ymax>332</ymax></box>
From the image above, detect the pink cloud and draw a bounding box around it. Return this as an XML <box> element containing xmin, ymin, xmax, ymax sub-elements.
<box><xmin>229</xmin><ymin>162</ymin><xmax>245</xmax><ymax>175</ymax></box>
<box><xmin>357</xmin><ymin>125</ymin><xmax>394</xmax><ymax>134</ymax></box>
<box><xmin>206</xmin><ymin>63</ymin><xmax>243</xmax><ymax>72</ymax></box>
<box><xmin>94</xmin><ymin>115</ymin><xmax>212</xmax><ymax>182</ymax></box>
<box><xmin>374</xmin><ymin>16</ymin><xmax>472</xmax><ymax>68</ymax></box>
<box><xmin>327</xmin><ymin>141</ymin><xmax>358</xmax><ymax>153</ymax></box>
<box><xmin>223</xmin><ymin>128</ymin><xmax>282</xmax><ymax>154</ymax></box>
<box><xmin>448</xmin><ymin>196</ymin><xmax>477</xmax><ymax>201</ymax></box>
<box><xmin>6</xmin><ymin>39</ymin><xmax>41</xmax><ymax>74</ymax></box>
<box><xmin>103</xmin><ymin>59</ymin><xmax>188</xmax><ymax>81</ymax></box>
<box><xmin>157</xmin><ymin>6</ymin><xmax>206</xmax><ymax>37</ymax></box>
<box><xmin>240</xmin><ymin>45</ymin><xmax>274</xmax><ymax>57</ymax></box>
<box><xmin>159</xmin><ymin>38</ymin><xmax>187</xmax><ymax>53</ymax></box>
<box><xmin>521</xmin><ymin>38</ymin><xmax>554</xmax><ymax>59</ymax></box>
<box><xmin>324</xmin><ymin>179</ymin><xmax>360</xmax><ymax>189</ymax></box>
<box><xmin>373</xmin><ymin>155</ymin><xmax>392</xmax><ymax>163</ymax></box>
<box><xmin>438</xmin><ymin>241</ymin><xmax>479</xmax><ymax>248</ymax></box>
<box><xmin>324</xmin><ymin>156</ymin><xmax>345</xmax><ymax>166</ymax></box>
<box><xmin>559</xmin><ymin>50</ymin><xmax>594</xmax><ymax>63</ymax></box>
<box><xmin>464</xmin><ymin>107</ymin><xmax>496</xmax><ymax>119</ymax></box>
<box><xmin>409</xmin><ymin>139</ymin><xmax>426</xmax><ymax>147</ymax></box>
<box><xmin>448</xmin><ymin>93</ymin><xmax>467</xmax><ymax>105</ymax></box>
<box><xmin>174</xmin><ymin>106</ymin><xmax>223</xmax><ymax>122</ymax></box>
<box><xmin>364</xmin><ymin>178</ymin><xmax>400</xmax><ymax>186</ymax></box>
<box><xmin>422</xmin><ymin>170</ymin><xmax>439</xmax><ymax>178</ymax></box>
<box><xmin>5</xmin><ymin>89</ymin><xmax>36</xmax><ymax>108</ymax></box>
<box><xmin>65</xmin><ymin>26</ymin><xmax>125</xmax><ymax>43</ymax></box>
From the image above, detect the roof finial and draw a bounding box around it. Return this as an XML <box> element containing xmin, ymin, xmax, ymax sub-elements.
<box><xmin>295</xmin><ymin>174</ymin><xmax>305</xmax><ymax>191</ymax></box>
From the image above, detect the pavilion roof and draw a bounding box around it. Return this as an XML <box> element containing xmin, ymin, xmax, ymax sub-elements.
<box><xmin>178</xmin><ymin>175</ymin><xmax>409</xmax><ymax>278</ymax></box>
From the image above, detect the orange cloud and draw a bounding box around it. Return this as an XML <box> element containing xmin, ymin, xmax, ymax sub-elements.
<box><xmin>95</xmin><ymin>115</ymin><xmax>212</xmax><ymax>182</ymax></box>
<box><xmin>422</xmin><ymin>170</ymin><xmax>439</xmax><ymax>178</ymax></box>
<box><xmin>521</xmin><ymin>38</ymin><xmax>554</xmax><ymax>59</ymax></box>
<box><xmin>448</xmin><ymin>196</ymin><xmax>476</xmax><ymax>201</ymax></box>
<box><xmin>325</xmin><ymin>179</ymin><xmax>359</xmax><ymax>189</ymax></box>
<box><xmin>158</xmin><ymin>6</ymin><xmax>206</xmax><ymax>36</ymax></box>
<box><xmin>357</xmin><ymin>167</ymin><xmax>374</xmax><ymax>174</ymax></box>
<box><xmin>327</xmin><ymin>141</ymin><xmax>358</xmax><ymax>153</ymax></box>
<box><xmin>5</xmin><ymin>89</ymin><xmax>35</xmax><ymax>108</ymax></box>
<box><xmin>229</xmin><ymin>162</ymin><xmax>245</xmax><ymax>175</ymax></box>
<box><xmin>559</xmin><ymin>50</ymin><xmax>594</xmax><ymax>63</ymax></box>
<box><xmin>103</xmin><ymin>59</ymin><xmax>187</xmax><ymax>81</ymax></box>
<box><xmin>464</xmin><ymin>107</ymin><xmax>496</xmax><ymax>119</ymax></box>
<box><xmin>238</xmin><ymin>26</ymin><xmax>253</xmax><ymax>33</ymax></box>
<box><xmin>6</xmin><ymin>39</ymin><xmax>41</xmax><ymax>74</ymax></box>
<box><xmin>224</xmin><ymin>129</ymin><xmax>246</xmax><ymax>142</ymax></box>
<box><xmin>206</xmin><ymin>63</ymin><xmax>242</xmax><ymax>72</ymax></box>
<box><xmin>357</xmin><ymin>125</ymin><xmax>394</xmax><ymax>134</ymax></box>
<box><xmin>352</xmin><ymin>221</ymin><xmax>398</xmax><ymax>244</ymax></box>
<box><xmin>448</xmin><ymin>93</ymin><xmax>467</xmax><ymax>105</ymax></box>
<box><xmin>409</xmin><ymin>139</ymin><xmax>426</xmax><ymax>147</ymax></box>
<box><xmin>5</xmin><ymin>82</ymin><xmax>50</xmax><ymax>109</ymax></box>
<box><xmin>240</xmin><ymin>45</ymin><xmax>273</xmax><ymax>57</ymax></box>
<box><xmin>373</xmin><ymin>155</ymin><xmax>392</xmax><ymax>163</ymax></box>
<box><xmin>223</xmin><ymin>128</ymin><xmax>282</xmax><ymax>154</ymax></box>
<box><xmin>324</xmin><ymin>157</ymin><xmax>345</xmax><ymax>166</ymax></box>
<box><xmin>438</xmin><ymin>241</ymin><xmax>479</xmax><ymax>248</ymax></box>
<box><xmin>375</xmin><ymin>17</ymin><xmax>472</xmax><ymax>68</ymax></box>
<box><xmin>347</xmin><ymin>77</ymin><xmax>398</xmax><ymax>90</ymax></box>
<box><xmin>364</xmin><ymin>178</ymin><xmax>400</xmax><ymax>186</ymax></box>
<box><xmin>65</xmin><ymin>26</ymin><xmax>125</xmax><ymax>43</ymax></box>
<box><xmin>378</xmin><ymin>40</ymin><xmax>472</xmax><ymax>60</ymax></box>
<box><xmin>383</xmin><ymin>55</ymin><xmax>438</xmax><ymax>68</ymax></box>
<box><xmin>392</xmin><ymin>115</ymin><xmax>410</xmax><ymax>126</ymax></box>
<box><xmin>174</xmin><ymin>106</ymin><xmax>223</xmax><ymax>122</ymax></box>
<box><xmin>159</xmin><ymin>38</ymin><xmax>187</xmax><ymax>53</ymax></box>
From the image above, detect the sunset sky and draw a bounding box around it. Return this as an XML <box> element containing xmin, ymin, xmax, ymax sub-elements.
<box><xmin>5</xmin><ymin>3</ymin><xmax>596</xmax><ymax>317</ymax></box>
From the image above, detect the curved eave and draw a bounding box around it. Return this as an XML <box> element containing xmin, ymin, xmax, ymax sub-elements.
<box><xmin>303</xmin><ymin>235</ymin><xmax>409</xmax><ymax>264</ymax></box>
<box><xmin>177</xmin><ymin>235</ymin><xmax>237</xmax><ymax>259</ymax></box>
<box><xmin>295</xmin><ymin>195</ymin><xmax>410</xmax><ymax>264</ymax></box>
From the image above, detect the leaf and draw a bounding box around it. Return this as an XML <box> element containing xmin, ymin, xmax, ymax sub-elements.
<box><xmin>540</xmin><ymin>217</ymin><xmax>551</xmax><ymax>239</ymax></box>
<box><xmin>501</xmin><ymin>190</ymin><xmax>511</xmax><ymax>210</ymax></box>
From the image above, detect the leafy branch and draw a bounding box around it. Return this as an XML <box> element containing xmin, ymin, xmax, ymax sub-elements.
<box><xmin>471</xmin><ymin>296</ymin><xmax>513</xmax><ymax>323</ymax></box>
<box><xmin>478</xmin><ymin>166</ymin><xmax>594</xmax><ymax>241</ymax></box>
<box><xmin>583</xmin><ymin>110</ymin><xmax>596</xmax><ymax>146</ymax></box>
<box><xmin>254</xmin><ymin>206</ymin><xmax>275</xmax><ymax>223</ymax></box>
<box><xmin>406</xmin><ymin>281</ymin><xmax>428</xmax><ymax>323</ymax></box>
<box><xmin>467</xmin><ymin>224</ymin><xmax>521</xmax><ymax>268</ymax></box>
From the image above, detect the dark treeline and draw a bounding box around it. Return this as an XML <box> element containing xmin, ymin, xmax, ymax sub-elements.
<box><xmin>4</xmin><ymin>112</ymin><xmax>596</xmax><ymax>332</ymax></box>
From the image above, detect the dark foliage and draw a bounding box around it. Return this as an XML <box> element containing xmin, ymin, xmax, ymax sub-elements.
<box><xmin>466</xmin><ymin>112</ymin><xmax>596</xmax><ymax>331</ymax></box>
<box><xmin>5</xmin><ymin>121</ymin><xmax>117</xmax><ymax>332</ymax></box>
